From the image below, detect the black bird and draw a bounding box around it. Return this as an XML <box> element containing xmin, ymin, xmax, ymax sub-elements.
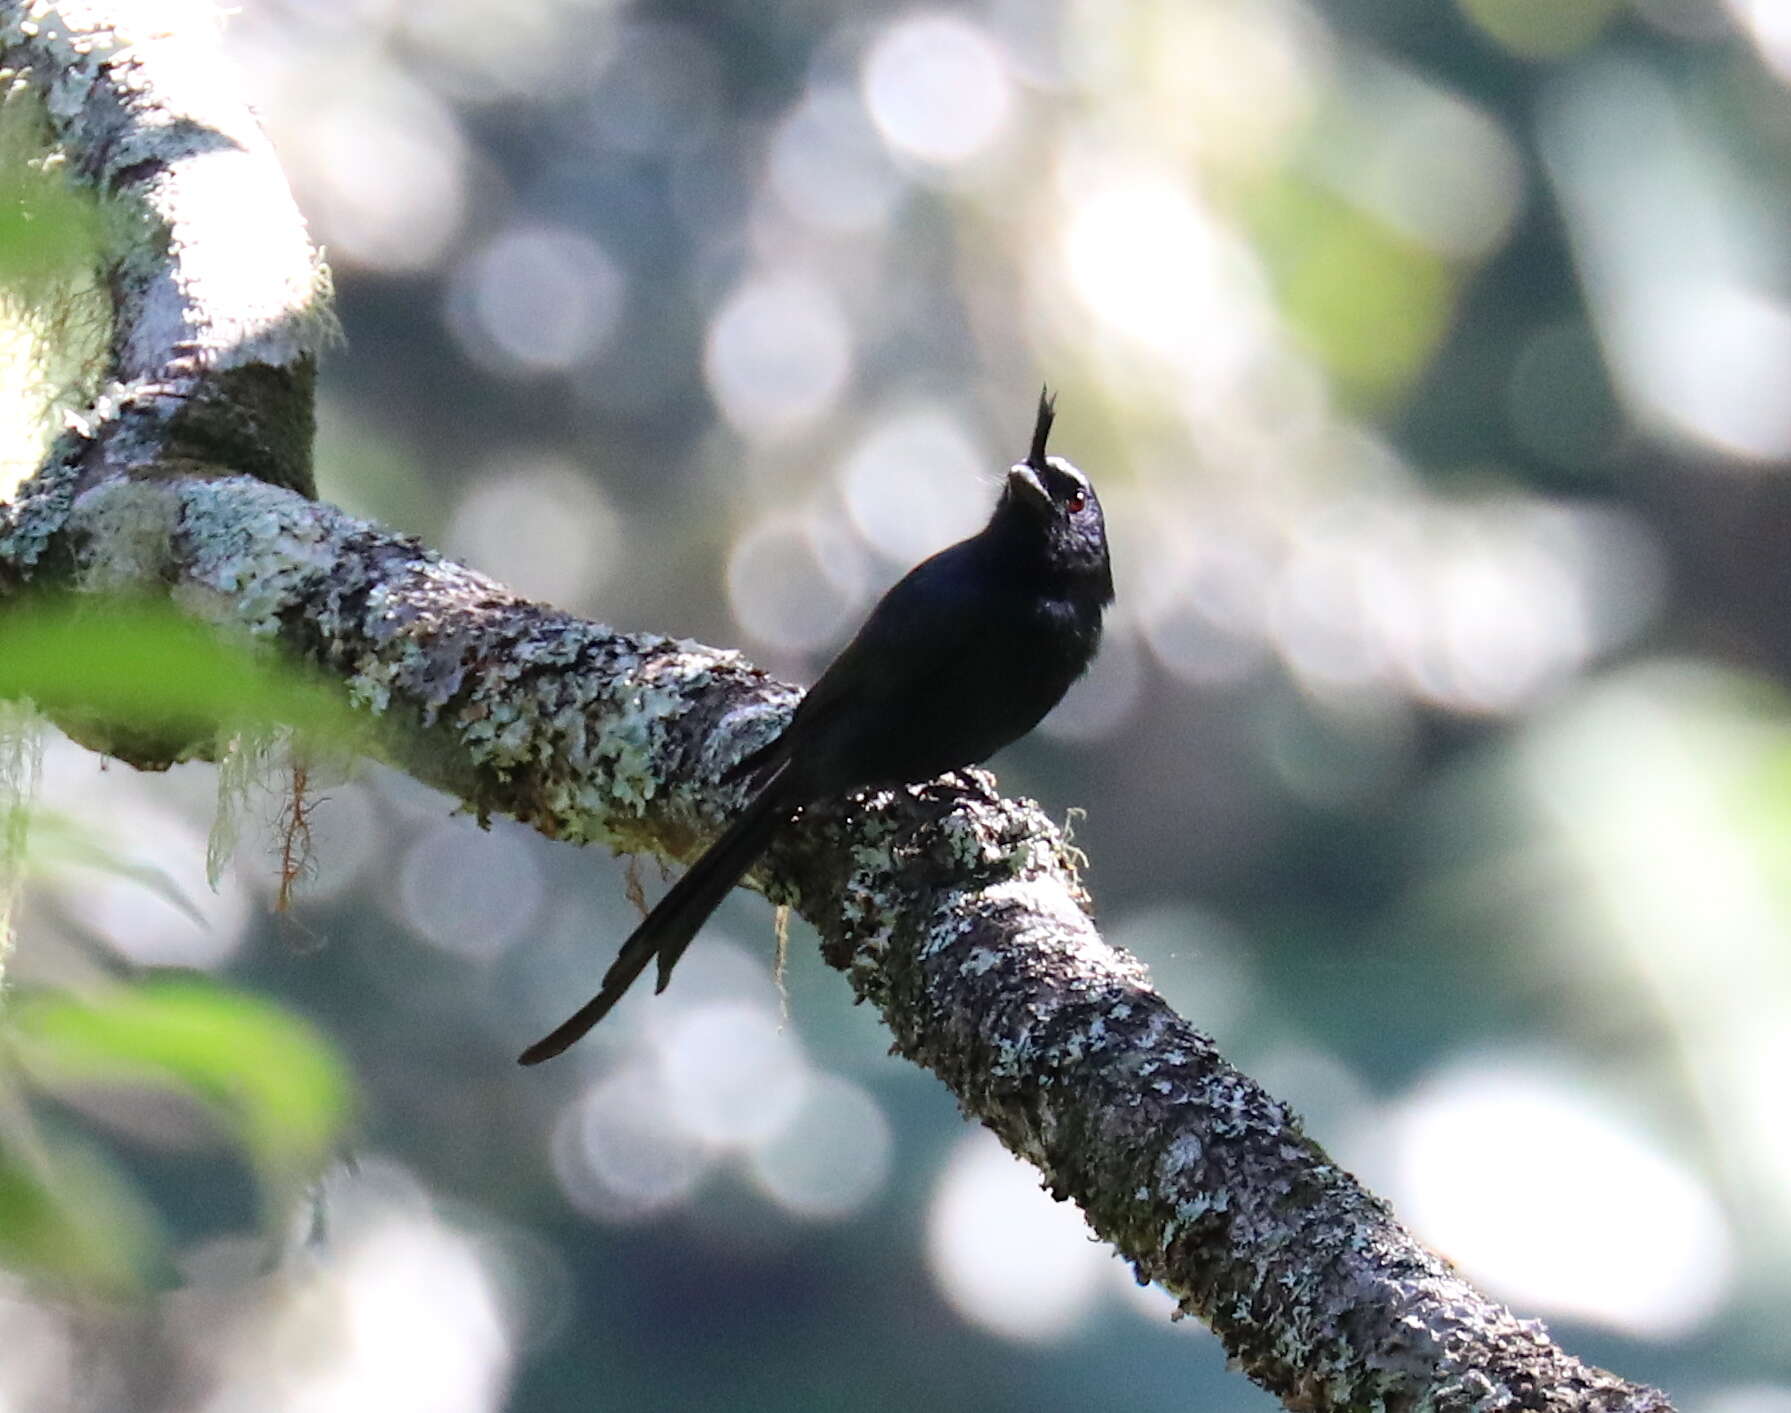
<box><xmin>519</xmin><ymin>391</ymin><xmax>1112</xmax><ymax>1064</ymax></box>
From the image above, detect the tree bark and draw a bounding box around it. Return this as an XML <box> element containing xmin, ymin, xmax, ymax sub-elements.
<box><xmin>0</xmin><ymin>4</ymin><xmax>1678</xmax><ymax>1411</ymax></box>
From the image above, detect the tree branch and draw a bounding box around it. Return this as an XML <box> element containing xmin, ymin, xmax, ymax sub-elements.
<box><xmin>0</xmin><ymin>3</ymin><xmax>1677</xmax><ymax>1410</ymax></box>
<box><xmin>0</xmin><ymin>0</ymin><xmax>330</xmax><ymax>527</ymax></box>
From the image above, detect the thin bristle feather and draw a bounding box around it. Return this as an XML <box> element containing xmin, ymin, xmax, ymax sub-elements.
<box><xmin>1028</xmin><ymin>386</ymin><xmax>1056</xmax><ymax>471</ymax></box>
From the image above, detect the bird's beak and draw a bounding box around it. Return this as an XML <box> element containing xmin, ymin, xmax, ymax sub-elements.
<box><xmin>1006</xmin><ymin>463</ymin><xmax>1049</xmax><ymax>506</ymax></box>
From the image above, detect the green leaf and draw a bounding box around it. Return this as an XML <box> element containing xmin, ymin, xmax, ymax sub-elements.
<box><xmin>0</xmin><ymin>88</ymin><xmax>104</xmax><ymax>295</ymax></box>
<box><xmin>0</xmin><ymin>1124</ymin><xmax>164</xmax><ymax>1296</ymax></box>
<box><xmin>0</xmin><ymin>164</ymin><xmax>101</xmax><ymax>288</ymax></box>
<box><xmin>0</xmin><ymin>599</ymin><xmax>362</xmax><ymax>747</ymax></box>
<box><xmin>10</xmin><ymin>979</ymin><xmax>356</xmax><ymax>1211</ymax></box>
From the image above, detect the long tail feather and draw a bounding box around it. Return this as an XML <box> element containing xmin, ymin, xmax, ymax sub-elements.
<box><xmin>517</xmin><ymin>771</ymin><xmax>796</xmax><ymax>1065</ymax></box>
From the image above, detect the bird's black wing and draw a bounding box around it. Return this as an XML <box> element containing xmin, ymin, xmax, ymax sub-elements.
<box><xmin>724</xmin><ymin>538</ymin><xmax>995</xmax><ymax>789</ymax></box>
<box><xmin>813</xmin><ymin>541</ymin><xmax>994</xmax><ymax>715</ymax></box>
<box><xmin>773</xmin><ymin>540</ymin><xmax>1004</xmax><ymax>782</ymax></box>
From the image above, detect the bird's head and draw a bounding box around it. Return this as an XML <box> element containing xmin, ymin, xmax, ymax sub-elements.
<box><xmin>999</xmin><ymin>389</ymin><xmax>1113</xmax><ymax>598</ymax></box>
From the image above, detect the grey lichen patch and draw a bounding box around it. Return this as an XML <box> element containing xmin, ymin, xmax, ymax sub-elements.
<box><xmin>707</xmin><ymin>692</ymin><xmax>796</xmax><ymax>776</ymax></box>
<box><xmin>932</xmin><ymin>876</ymin><xmax>1144</xmax><ymax>1003</ymax></box>
<box><xmin>6</xmin><ymin>4</ymin><xmax>116</xmax><ymax>125</ymax></box>
<box><xmin>1158</xmin><ymin>1132</ymin><xmax>1205</xmax><ymax>1179</ymax></box>
<box><xmin>68</xmin><ymin>477</ymin><xmax>177</xmax><ymax>591</ymax></box>
<box><xmin>836</xmin><ymin>809</ymin><xmax>907</xmax><ymax>927</ymax></box>
<box><xmin>344</xmin><ymin>662</ymin><xmax>392</xmax><ymax>716</ymax></box>
<box><xmin>595</xmin><ymin>648</ymin><xmax>719</xmax><ymax>812</ymax></box>
<box><xmin>172</xmin><ymin>475</ymin><xmax>337</xmax><ymax>634</ymax></box>
<box><xmin>0</xmin><ymin>438</ymin><xmax>81</xmax><ymax>571</ymax></box>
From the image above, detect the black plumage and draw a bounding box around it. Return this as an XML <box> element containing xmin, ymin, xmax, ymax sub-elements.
<box><xmin>519</xmin><ymin>391</ymin><xmax>1112</xmax><ymax>1064</ymax></box>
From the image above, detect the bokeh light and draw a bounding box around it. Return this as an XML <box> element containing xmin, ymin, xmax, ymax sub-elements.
<box><xmin>704</xmin><ymin>272</ymin><xmax>853</xmax><ymax>438</ymax></box>
<box><xmin>545</xmin><ymin>937</ymin><xmax>894</xmax><ymax>1228</ymax></box>
<box><xmin>862</xmin><ymin>14</ymin><xmax>1014</xmax><ymax>168</ymax></box>
<box><xmin>1519</xmin><ymin>666</ymin><xmax>1791</xmax><ymax>1248</ymax></box>
<box><xmin>1390</xmin><ymin>1055</ymin><xmax>1732</xmax><ymax>1338</ymax></box>
<box><xmin>768</xmin><ymin>86</ymin><xmax>905</xmax><ymax>234</ymax></box>
<box><xmin>275</xmin><ymin>71</ymin><xmax>468</xmax><ymax>273</ymax></box>
<box><xmin>1326</xmin><ymin>57</ymin><xmax>1525</xmax><ymax>262</ymax></box>
<box><xmin>1543</xmin><ymin>57</ymin><xmax>1791</xmax><ymax>463</ymax></box>
<box><xmin>726</xmin><ymin>508</ymin><xmax>869</xmax><ymax>653</ymax></box>
<box><xmin>1137</xmin><ymin>523</ymin><xmax>1275</xmax><ymax>687</ymax></box>
<box><xmin>553</xmin><ymin>1061</ymin><xmax>715</xmax><ymax>1222</ymax></box>
<box><xmin>397</xmin><ymin>817</ymin><xmax>544</xmax><ymax>959</ymax></box>
<box><xmin>926</xmin><ymin>1130</ymin><xmax>1110</xmax><ymax>1342</ymax></box>
<box><xmin>1728</xmin><ymin>0</ymin><xmax>1791</xmax><ymax>79</ymax></box>
<box><xmin>446</xmin><ymin>225</ymin><xmax>626</xmax><ymax>378</ymax></box>
<box><xmin>1061</xmin><ymin>172</ymin><xmax>1270</xmax><ymax>385</ymax></box>
<box><xmin>443</xmin><ymin>454</ymin><xmax>621</xmax><ymax>611</ymax></box>
<box><xmin>656</xmin><ymin>1000</ymin><xmax>808</xmax><ymax>1147</ymax></box>
<box><xmin>1057</xmin><ymin>0</ymin><xmax>1328</xmax><ymax>177</ymax></box>
<box><xmin>748</xmin><ymin>1072</ymin><xmax>892</xmax><ymax>1220</ymax></box>
<box><xmin>178</xmin><ymin>1161</ymin><xmax>516</xmax><ymax>1413</ymax></box>
<box><xmin>838</xmin><ymin>403</ymin><xmax>991</xmax><ymax>563</ymax></box>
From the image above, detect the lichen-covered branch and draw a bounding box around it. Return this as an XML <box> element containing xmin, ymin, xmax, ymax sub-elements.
<box><xmin>0</xmin><ymin>472</ymin><xmax>1675</xmax><ymax>1413</ymax></box>
<box><xmin>0</xmin><ymin>0</ymin><xmax>331</xmax><ymax>763</ymax></box>
<box><xmin>0</xmin><ymin>0</ymin><xmax>332</xmax><ymax>531</ymax></box>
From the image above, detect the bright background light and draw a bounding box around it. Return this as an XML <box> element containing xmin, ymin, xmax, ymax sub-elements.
<box><xmin>1388</xmin><ymin>1055</ymin><xmax>1732</xmax><ymax>1338</ymax></box>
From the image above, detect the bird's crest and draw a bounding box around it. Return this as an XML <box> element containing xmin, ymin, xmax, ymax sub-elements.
<box><xmin>1027</xmin><ymin>386</ymin><xmax>1056</xmax><ymax>473</ymax></box>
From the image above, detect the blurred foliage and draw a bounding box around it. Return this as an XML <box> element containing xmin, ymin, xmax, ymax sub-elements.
<box><xmin>1456</xmin><ymin>0</ymin><xmax>1622</xmax><ymax>58</ymax></box>
<box><xmin>1249</xmin><ymin>176</ymin><xmax>1455</xmax><ymax>407</ymax></box>
<box><xmin>0</xmin><ymin>85</ymin><xmax>109</xmax><ymax>501</ymax></box>
<box><xmin>0</xmin><ymin>602</ymin><xmax>360</xmax><ymax>1303</ymax></box>
<box><xmin>0</xmin><ymin>597</ymin><xmax>366</xmax><ymax>757</ymax></box>
<box><xmin>0</xmin><ymin>976</ymin><xmax>353</xmax><ymax>1296</ymax></box>
<box><xmin>12</xmin><ymin>980</ymin><xmax>355</xmax><ymax>1218</ymax></box>
<box><xmin>0</xmin><ymin>617</ymin><xmax>357</xmax><ymax>1299</ymax></box>
<box><xmin>0</xmin><ymin>87</ymin><xmax>103</xmax><ymax>291</ymax></box>
<box><xmin>17</xmin><ymin>802</ymin><xmax>209</xmax><ymax>927</ymax></box>
<box><xmin>0</xmin><ymin>1119</ymin><xmax>166</xmax><ymax>1296</ymax></box>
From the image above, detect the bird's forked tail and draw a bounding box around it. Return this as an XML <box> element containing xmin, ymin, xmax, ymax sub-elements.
<box><xmin>517</xmin><ymin>771</ymin><xmax>796</xmax><ymax>1064</ymax></box>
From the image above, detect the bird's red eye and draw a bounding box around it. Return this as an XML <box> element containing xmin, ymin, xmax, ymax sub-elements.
<box><xmin>1064</xmin><ymin>489</ymin><xmax>1087</xmax><ymax>513</ymax></box>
